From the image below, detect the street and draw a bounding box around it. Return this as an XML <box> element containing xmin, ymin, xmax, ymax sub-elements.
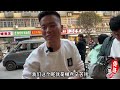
<box><xmin>0</xmin><ymin>62</ymin><xmax>23</xmax><ymax>79</ymax></box>
<box><xmin>0</xmin><ymin>61</ymin><xmax>91</xmax><ymax>79</ymax></box>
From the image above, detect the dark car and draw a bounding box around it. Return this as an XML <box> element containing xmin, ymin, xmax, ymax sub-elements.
<box><xmin>3</xmin><ymin>39</ymin><xmax>45</xmax><ymax>71</ymax></box>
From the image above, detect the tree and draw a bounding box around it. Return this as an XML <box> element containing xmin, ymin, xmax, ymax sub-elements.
<box><xmin>77</xmin><ymin>11</ymin><xmax>102</xmax><ymax>45</ymax></box>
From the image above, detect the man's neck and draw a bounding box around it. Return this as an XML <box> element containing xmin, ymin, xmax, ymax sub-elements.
<box><xmin>46</xmin><ymin>40</ymin><xmax>61</xmax><ymax>52</ymax></box>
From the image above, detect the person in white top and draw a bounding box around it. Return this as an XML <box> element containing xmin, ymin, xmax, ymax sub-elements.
<box><xmin>98</xmin><ymin>15</ymin><xmax>120</xmax><ymax>79</ymax></box>
<box><xmin>22</xmin><ymin>11</ymin><xmax>85</xmax><ymax>79</ymax></box>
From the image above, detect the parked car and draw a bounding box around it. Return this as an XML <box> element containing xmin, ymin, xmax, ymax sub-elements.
<box><xmin>3</xmin><ymin>39</ymin><xmax>45</xmax><ymax>71</ymax></box>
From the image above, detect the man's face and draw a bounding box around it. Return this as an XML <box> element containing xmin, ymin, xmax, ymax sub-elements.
<box><xmin>112</xmin><ymin>29</ymin><xmax>120</xmax><ymax>41</ymax></box>
<box><xmin>40</xmin><ymin>15</ymin><xmax>63</xmax><ymax>43</ymax></box>
<box><xmin>78</xmin><ymin>36</ymin><xmax>82</xmax><ymax>41</ymax></box>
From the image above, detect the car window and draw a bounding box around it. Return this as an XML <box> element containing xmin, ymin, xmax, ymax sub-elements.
<box><xmin>16</xmin><ymin>43</ymin><xmax>27</xmax><ymax>51</ymax></box>
<box><xmin>30</xmin><ymin>42</ymin><xmax>43</xmax><ymax>50</ymax></box>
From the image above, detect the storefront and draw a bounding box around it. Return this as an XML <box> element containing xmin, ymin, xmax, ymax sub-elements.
<box><xmin>61</xmin><ymin>28</ymin><xmax>82</xmax><ymax>41</ymax></box>
<box><xmin>61</xmin><ymin>29</ymin><xmax>68</xmax><ymax>39</ymax></box>
<box><xmin>30</xmin><ymin>30</ymin><xmax>43</xmax><ymax>39</ymax></box>
<box><xmin>0</xmin><ymin>31</ymin><xmax>14</xmax><ymax>42</ymax></box>
<box><xmin>14</xmin><ymin>30</ymin><xmax>31</xmax><ymax>42</ymax></box>
<box><xmin>0</xmin><ymin>31</ymin><xmax>14</xmax><ymax>51</ymax></box>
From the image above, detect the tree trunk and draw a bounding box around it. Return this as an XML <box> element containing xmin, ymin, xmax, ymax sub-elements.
<box><xmin>86</xmin><ymin>28</ymin><xmax>91</xmax><ymax>51</ymax></box>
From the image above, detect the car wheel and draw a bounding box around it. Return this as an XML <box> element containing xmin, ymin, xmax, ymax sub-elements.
<box><xmin>6</xmin><ymin>61</ymin><xmax>16</xmax><ymax>71</ymax></box>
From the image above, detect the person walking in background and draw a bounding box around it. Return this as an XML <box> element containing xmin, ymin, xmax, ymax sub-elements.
<box><xmin>86</xmin><ymin>34</ymin><xmax>109</xmax><ymax>67</ymax></box>
<box><xmin>0</xmin><ymin>48</ymin><xmax>3</xmax><ymax>63</ymax></box>
<box><xmin>6</xmin><ymin>45</ymin><xmax>11</xmax><ymax>52</ymax></box>
<box><xmin>76</xmin><ymin>34</ymin><xmax>86</xmax><ymax>63</ymax></box>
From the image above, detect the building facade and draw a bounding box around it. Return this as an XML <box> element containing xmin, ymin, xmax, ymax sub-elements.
<box><xmin>0</xmin><ymin>11</ymin><xmax>118</xmax><ymax>44</ymax></box>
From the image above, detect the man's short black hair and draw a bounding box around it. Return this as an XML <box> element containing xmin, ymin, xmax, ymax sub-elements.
<box><xmin>98</xmin><ymin>34</ymin><xmax>109</xmax><ymax>44</ymax></box>
<box><xmin>109</xmin><ymin>15</ymin><xmax>120</xmax><ymax>31</ymax></box>
<box><xmin>78</xmin><ymin>34</ymin><xmax>84</xmax><ymax>38</ymax></box>
<box><xmin>38</xmin><ymin>11</ymin><xmax>61</xmax><ymax>23</ymax></box>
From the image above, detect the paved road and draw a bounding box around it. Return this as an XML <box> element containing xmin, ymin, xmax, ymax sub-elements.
<box><xmin>0</xmin><ymin>62</ymin><xmax>23</xmax><ymax>79</ymax></box>
<box><xmin>0</xmin><ymin>61</ymin><xmax>92</xmax><ymax>79</ymax></box>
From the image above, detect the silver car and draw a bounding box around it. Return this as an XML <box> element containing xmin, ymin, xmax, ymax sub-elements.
<box><xmin>3</xmin><ymin>39</ymin><xmax>45</xmax><ymax>71</ymax></box>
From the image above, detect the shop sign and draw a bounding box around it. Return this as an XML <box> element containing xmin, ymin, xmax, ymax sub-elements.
<box><xmin>61</xmin><ymin>29</ymin><xmax>67</xmax><ymax>35</ymax></box>
<box><xmin>0</xmin><ymin>31</ymin><xmax>13</xmax><ymax>37</ymax></box>
<box><xmin>14</xmin><ymin>30</ymin><xmax>30</xmax><ymax>36</ymax></box>
<box><xmin>61</xmin><ymin>28</ymin><xmax>82</xmax><ymax>35</ymax></box>
<box><xmin>31</xmin><ymin>30</ymin><xmax>42</xmax><ymax>35</ymax></box>
<box><xmin>67</xmin><ymin>28</ymin><xmax>81</xmax><ymax>34</ymax></box>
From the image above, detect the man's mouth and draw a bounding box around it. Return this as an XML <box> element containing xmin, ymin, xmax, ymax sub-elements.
<box><xmin>46</xmin><ymin>35</ymin><xmax>53</xmax><ymax>39</ymax></box>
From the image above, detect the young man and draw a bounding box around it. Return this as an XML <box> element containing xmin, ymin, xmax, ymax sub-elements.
<box><xmin>22</xmin><ymin>11</ymin><xmax>85</xmax><ymax>79</ymax></box>
<box><xmin>98</xmin><ymin>15</ymin><xmax>120</xmax><ymax>79</ymax></box>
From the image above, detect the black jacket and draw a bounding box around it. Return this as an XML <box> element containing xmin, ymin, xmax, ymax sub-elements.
<box><xmin>76</xmin><ymin>39</ymin><xmax>86</xmax><ymax>62</ymax></box>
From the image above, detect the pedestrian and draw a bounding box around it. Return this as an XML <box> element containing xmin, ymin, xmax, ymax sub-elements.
<box><xmin>98</xmin><ymin>15</ymin><xmax>120</xmax><ymax>79</ymax></box>
<box><xmin>7</xmin><ymin>45</ymin><xmax>11</xmax><ymax>52</ymax></box>
<box><xmin>76</xmin><ymin>34</ymin><xmax>86</xmax><ymax>63</ymax></box>
<box><xmin>86</xmin><ymin>34</ymin><xmax>109</xmax><ymax>66</ymax></box>
<box><xmin>22</xmin><ymin>11</ymin><xmax>85</xmax><ymax>79</ymax></box>
<box><xmin>0</xmin><ymin>48</ymin><xmax>3</xmax><ymax>63</ymax></box>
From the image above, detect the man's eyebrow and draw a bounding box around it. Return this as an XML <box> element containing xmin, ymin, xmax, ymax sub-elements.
<box><xmin>47</xmin><ymin>22</ymin><xmax>56</xmax><ymax>25</ymax></box>
<box><xmin>41</xmin><ymin>22</ymin><xmax>56</xmax><ymax>26</ymax></box>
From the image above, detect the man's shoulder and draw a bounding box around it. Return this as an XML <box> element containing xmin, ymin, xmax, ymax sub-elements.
<box><xmin>31</xmin><ymin>42</ymin><xmax>46</xmax><ymax>54</ymax></box>
<box><xmin>77</xmin><ymin>41</ymin><xmax>85</xmax><ymax>45</ymax></box>
<box><xmin>61</xmin><ymin>38</ymin><xmax>70</xmax><ymax>42</ymax></box>
<box><xmin>61</xmin><ymin>39</ymin><xmax>75</xmax><ymax>45</ymax></box>
<box><xmin>27</xmin><ymin>42</ymin><xmax>46</xmax><ymax>59</ymax></box>
<box><xmin>38</xmin><ymin>42</ymin><xmax>46</xmax><ymax>48</ymax></box>
<box><xmin>103</xmin><ymin>36</ymin><xmax>115</xmax><ymax>45</ymax></box>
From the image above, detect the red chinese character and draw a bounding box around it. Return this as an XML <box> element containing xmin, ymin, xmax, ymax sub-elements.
<box><xmin>5</xmin><ymin>32</ymin><xmax>7</xmax><ymax>35</ymax></box>
<box><xmin>111</xmin><ymin>60</ymin><xmax>119</xmax><ymax>74</ymax></box>
<box><xmin>1</xmin><ymin>33</ymin><xmax>3</xmax><ymax>35</ymax></box>
<box><xmin>8</xmin><ymin>32</ymin><xmax>10</xmax><ymax>35</ymax></box>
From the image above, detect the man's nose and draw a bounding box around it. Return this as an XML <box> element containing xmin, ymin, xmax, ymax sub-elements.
<box><xmin>46</xmin><ymin>27</ymin><xmax>52</xmax><ymax>33</ymax></box>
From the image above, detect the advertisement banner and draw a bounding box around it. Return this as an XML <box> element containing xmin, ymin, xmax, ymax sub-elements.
<box><xmin>14</xmin><ymin>30</ymin><xmax>30</xmax><ymax>36</ymax></box>
<box><xmin>0</xmin><ymin>31</ymin><xmax>13</xmax><ymax>37</ymax></box>
<box><xmin>31</xmin><ymin>30</ymin><xmax>42</xmax><ymax>35</ymax></box>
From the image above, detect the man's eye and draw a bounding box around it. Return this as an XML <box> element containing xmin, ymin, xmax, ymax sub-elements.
<box><xmin>50</xmin><ymin>25</ymin><xmax>56</xmax><ymax>27</ymax></box>
<box><xmin>41</xmin><ymin>26</ymin><xmax>46</xmax><ymax>30</ymax></box>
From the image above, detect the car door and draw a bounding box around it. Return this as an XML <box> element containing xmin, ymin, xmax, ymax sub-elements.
<box><xmin>27</xmin><ymin>42</ymin><xmax>44</xmax><ymax>56</ymax></box>
<box><xmin>13</xmin><ymin>43</ymin><xmax>29</xmax><ymax>66</ymax></box>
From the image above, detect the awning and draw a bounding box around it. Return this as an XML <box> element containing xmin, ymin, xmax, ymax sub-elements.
<box><xmin>14</xmin><ymin>36</ymin><xmax>30</xmax><ymax>39</ymax></box>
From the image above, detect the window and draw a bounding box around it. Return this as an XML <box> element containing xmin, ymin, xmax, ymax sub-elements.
<box><xmin>0</xmin><ymin>18</ymin><xmax>40</xmax><ymax>28</ymax></box>
<box><xmin>31</xmin><ymin>18</ymin><xmax>39</xmax><ymax>27</ymax></box>
<box><xmin>67</xmin><ymin>18</ymin><xmax>78</xmax><ymax>25</ymax></box>
<box><xmin>0</xmin><ymin>22</ymin><xmax>3</xmax><ymax>27</ymax></box>
<box><xmin>16</xmin><ymin>43</ymin><xmax>27</xmax><ymax>51</ymax></box>
<box><xmin>13</xmin><ymin>18</ymin><xmax>31</xmax><ymax>27</ymax></box>
<box><xmin>30</xmin><ymin>43</ymin><xmax>43</xmax><ymax>50</ymax></box>
<box><xmin>0</xmin><ymin>19</ymin><xmax>13</xmax><ymax>27</ymax></box>
<box><xmin>67</xmin><ymin>12</ymin><xmax>72</xmax><ymax>16</ymax></box>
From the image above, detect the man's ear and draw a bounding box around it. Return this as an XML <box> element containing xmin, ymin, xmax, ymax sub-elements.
<box><xmin>61</xmin><ymin>25</ymin><xmax>63</xmax><ymax>32</ymax></box>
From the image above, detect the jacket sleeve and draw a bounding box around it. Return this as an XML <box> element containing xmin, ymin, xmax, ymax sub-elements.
<box><xmin>22</xmin><ymin>50</ymin><xmax>40</xmax><ymax>79</ymax></box>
